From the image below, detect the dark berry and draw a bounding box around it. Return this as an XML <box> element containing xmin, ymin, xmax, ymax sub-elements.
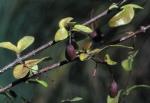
<box><xmin>109</xmin><ymin>80</ymin><xmax>118</xmax><ymax>97</ymax></box>
<box><xmin>65</xmin><ymin>44</ymin><xmax>76</xmax><ymax>61</ymax></box>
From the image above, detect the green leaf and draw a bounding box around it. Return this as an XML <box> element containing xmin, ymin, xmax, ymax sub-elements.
<box><xmin>107</xmin><ymin>90</ymin><xmax>122</xmax><ymax>103</ymax></box>
<box><xmin>13</xmin><ymin>57</ymin><xmax>48</xmax><ymax>79</ymax></box>
<box><xmin>121</xmin><ymin>58</ymin><xmax>133</xmax><ymax>71</ymax></box>
<box><xmin>61</xmin><ymin>97</ymin><xmax>83</xmax><ymax>103</ymax></box>
<box><xmin>54</xmin><ymin>28</ymin><xmax>69</xmax><ymax>42</ymax></box>
<box><xmin>29</xmin><ymin>79</ymin><xmax>48</xmax><ymax>88</ymax></box>
<box><xmin>70</xmin><ymin>97</ymin><xmax>83</xmax><ymax>102</ymax></box>
<box><xmin>59</xmin><ymin>17</ymin><xmax>74</xmax><ymax>28</ymax></box>
<box><xmin>30</xmin><ymin>65</ymin><xmax>39</xmax><ymax>74</ymax></box>
<box><xmin>13</xmin><ymin>64</ymin><xmax>29</xmax><ymax>79</ymax></box>
<box><xmin>125</xmin><ymin>85</ymin><xmax>150</xmax><ymax>95</ymax></box>
<box><xmin>79</xmin><ymin>53</ymin><xmax>89</xmax><ymax>61</ymax></box>
<box><xmin>0</xmin><ymin>42</ymin><xmax>18</xmax><ymax>53</ymax></box>
<box><xmin>121</xmin><ymin>51</ymin><xmax>138</xmax><ymax>72</ymax></box>
<box><xmin>109</xmin><ymin>3</ymin><xmax>119</xmax><ymax>10</ymax></box>
<box><xmin>25</xmin><ymin>57</ymin><xmax>48</xmax><ymax>68</ymax></box>
<box><xmin>121</xmin><ymin>4</ymin><xmax>143</xmax><ymax>9</ymax></box>
<box><xmin>73</xmin><ymin>24</ymin><xmax>93</xmax><ymax>33</ymax></box>
<box><xmin>109</xmin><ymin>4</ymin><xmax>143</xmax><ymax>27</ymax></box>
<box><xmin>89</xmin><ymin>48</ymin><xmax>101</xmax><ymax>55</ymax></box>
<box><xmin>17</xmin><ymin>36</ymin><xmax>35</xmax><ymax>53</ymax></box>
<box><xmin>105</xmin><ymin>54</ymin><xmax>117</xmax><ymax>65</ymax></box>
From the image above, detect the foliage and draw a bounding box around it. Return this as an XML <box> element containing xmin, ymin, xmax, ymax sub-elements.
<box><xmin>0</xmin><ymin>1</ymin><xmax>149</xmax><ymax>103</ymax></box>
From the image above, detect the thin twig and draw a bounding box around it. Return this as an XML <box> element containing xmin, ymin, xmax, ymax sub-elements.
<box><xmin>0</xmin><ymin>4</ymin><xmax>111</xmax><ymax>74</ymax></box>
<box><xmin>0</xmin><ymin>60</ymin><xmax>68</xmax><ymax>93</ymax></box>
<box><xmin>108</xmin><ymin>25</ymin><xmax>150</xmax><ymax>44</ymax></box>
<box><xmin>0</xmin><ymin>41</ymin><xmax>54</xmax><ymax>74</ymax></box>
<box><xmin>0</xmin><ymin>25</ymin><xmax>149</xmax><ymax>93</ymax></box>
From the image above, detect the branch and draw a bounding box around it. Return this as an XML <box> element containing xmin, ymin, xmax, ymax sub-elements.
<box><xmin>0</xmin><ymin>60</ymin><xmax>69</xmax><ymax>93</ymax></box>
<box><xmin>0</xmin><ymin>25</ymin><xmax>150</xmax><ymax>93</ymax></box>
<box><xmin>107</xmin><ymin>25</ymin><xmax>150</xmax><ymax>45</ymax></box>
<box><xmin>0</xmin><ymin>9</ymin><xmax>109</xmax><ymax>74</ymax></box>
<box><xmin>0</xmin><ymin>0</ymin><xmax>127</xmax><ymax>74</ymax></box>
<box><xmin>0</xmin><ymin>41</ymin><xmax>54</xmax><ymax>74</ymax></box>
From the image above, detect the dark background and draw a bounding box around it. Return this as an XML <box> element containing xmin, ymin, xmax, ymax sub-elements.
<box><xmin>0</xmin><ymin>0</ymin><xmax>150</xmax><ymax>103</ymax></box>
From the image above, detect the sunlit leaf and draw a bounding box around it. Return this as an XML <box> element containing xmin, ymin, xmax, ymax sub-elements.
<box><xmin>13</xmin><ymin>64</ymin><xmax>29</xmax><ymax>79</ymax></box>
<box><xmin>121</xmin><ymin>51</ymin><xmax>138</xmax><ymax>72</ymax></box>
<box><xmin>109</xmin><ymin>3</ymin><xmax>119</xmax><ymax>10</ymax></box>
<box><xmin>59</xmin><ymin>17</ymin><xmax>74</xmax><ymax>28</ymax></box>
<box><xmin>109</xmin><ymin>4</ymin><xmax>143</xmax><ymax>27</ymax></box>
<box><xmin>0</xmin><ymin>42</ymin><xmax>18</xmax><ymax>53</ymax></box>
<box><xmin>29</xmin><ymin>79</ymin><xmax>48</xmax><ymax>88</ymax></box>
<box><xmin>25</xmin><ymin>57</ymin><xmax>48</xmax><ymax>68</ymax></box>
<box><xmin>54</xmin><ymin>28</ymin><xmax>69</xmax><ymax>42</ymax></box>
<box><xmin>107</xmin><ymin>90</ymin><xmax>122</xmax><ymax>103</ymax></box>
<box><xmin>73</xmin><ymin>24</ymin><xmax>93</xmax><ymax>33</ymax></box>
<box><xmin>105</xmin><ymin>54</ymin><xmax>117</xmax><ymax>65</ymax></box>
<box><xmin>121</xmin><ymin>4</ymin><xmax>143</xmax><ymax>9</ymax></box>
<box><xmin>17</xmin><ymin>36</ymin><xmax>35</xmax><ymax>53</ymax></box>
<box><xmin>61</xmin><ymin>97</ymin><xmax>83</xmax><ymax>103</ymax></box>
<box><xmin>30</xmin><ymin>65</ymin><xmax>38</xmax><ymax>74</ymax></box>
<box><xmin>79</xmin><ymin>53</ymin><xmax>89</xmax><ymax>61</ymax></box>
<box><xmin>70</xmin><ymin>97</ymin><xmax>83</xmax><ymax>102</ymax></box>
<box><xmin>89</xmin><ymin>48</ymin><xmax>101</xmax><ymax>55</ymax></box>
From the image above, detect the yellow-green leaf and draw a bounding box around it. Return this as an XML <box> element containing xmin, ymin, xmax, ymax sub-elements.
<box><xmin>59</xmin><ymin>17</ymin><xmax>73</xmax><ymax>28</ymax></box>
<box><xmin>0</xmin><ymin>42</ymin><xmax>18</xmax><ymax>53</ymax></box>
<box><xmin>54</xmin><ymin>28</ymin><xmax>69</xmax><ymax>42</ymax></box>
<box><xmin>109</xmin><ymin>4</ymin><xmax>143</xmax><ymax>27</ymax></box>
<box><xmin>109</xmin><ymin>3</ymin><xmax>119</xmax><ymax>10</ymax></box>
<box><xmin>79</xmin><ymin>53</ymin><xmax>89</xmax><ymax>61</ymax></box>
<box><xmin>89</xmin><ymin>48</ymin><xmax>101</xmax><ymax>55</ymax></box>
<box><xmin>105</xmin><ymin>54</ymin><xmax>117</xmax><ymax>65</ymax></box>
<box><xmin>73</xmin><ymin>24</ymin><xmax>93</xmax><ymax>33</ymax></box>
<box><xmin>121</xmin><ymin>4</ymin><xmax>143</xmax><ymax>9</ymax></box>
<box><xmin>61</xmin><ymin>97</ymin><xmax>83</xmax><ymax>103</ymax></box>
<box><xmin>121</xmin><ymin>57</ymin><xmax>133</xmax><ymax>72</ymax></box>
<box><xmin>17</xmin><ymin>36</ymin><xmax>35</xmax><ymax>53</ymax></box>
<box><xmin>121</xmin><ymin>51</ymin><xmax>138</xmax><ymax>72</ymax></box>
<box><xmin>70</xmin><ymin>97</ymin><xmax>83</xmax><ymax>102</ymax></box>
<box><xmin>29</xmin><ymin>79</ymin><xmax>48</xmax><ymax>88</ymax></box>
<box><xmin>13</xmin><ymin>64</ymin><xmax>29</xmax><ymax>79</ymax></box>
<box><xmin>25</xmin><ymin>57</ymin><xmax>48</xmax><ymax>68</ymax></box>
<box><xmin>30</xmin><ymin>65</ymin><xmax>38</xmax><ymax>74</ymax></box>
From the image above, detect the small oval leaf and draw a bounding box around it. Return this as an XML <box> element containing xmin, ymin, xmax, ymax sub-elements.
<box><xmin>13</xmin><ymin>64</ymin><xmax>29</xmax><ymax>79</ymax></box>
<box><xmin>70</xmin><ymin>97</ymin><xmax>83</xmax><ymax>102</ymax></box>
<box><xmin>79</xmin><ymin>53</ymin><xmax>89</xmax><ymax>61</ymax></box>
<box><xmin>73</xmin><ymin>24</ymin><xmax>93</xmax><ymax>33</ymax></box>
<box><xmin>109</xmin><ymin>4</ymin><xmax>143</xmax><ymax>27</ymax></box>
<box><xmin>25</xmin><ymin>57</ymin><xmax>48</xmax><ymax>68</ymax></box>
<box><xmin>30</xmin><ymin>65</ymin><xmax>39</xmax><ymax>74</ymax></box>
<box><xmin>31</xmin><ymin>79</ymin><xmax>48</xmax><ymax>88</ymax></box>
<box><xmin>0</xmin><ymin>42</ymin><xmax>18</xmax><ymax>53</ymax></box>
<box><xmin>105</xmin><ymin>54</ymin><xmax>117</xmax><ymax>65</ymax></box>
<box><xmin>59</xmin><ymin>17</ymin><xmax>73</xmax><ymax>28</ymax></box>
<box><xmin>109</xmin><ymin>7</ymin><xmax>134</xmax><ymax>27</ymax></box>
<box><xmin>54</xmin><ymin>28</ymin><xmax>69</xmax><ymax>42</ymax></box>
<box><xmin>121</xmin><ymin>58</ymin><xmax>133</xmax><ymax>72</ymax></box>
<box><xmin>17</xmin><ymin>36</ymin><xmax>35</xmax><ymax>53</ymax></box>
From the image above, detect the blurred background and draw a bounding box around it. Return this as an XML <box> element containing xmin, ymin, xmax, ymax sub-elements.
<box><xmin>0</xmin><ymin>0</ymin><xmax>150</xmax><ymax>103</ymax></box>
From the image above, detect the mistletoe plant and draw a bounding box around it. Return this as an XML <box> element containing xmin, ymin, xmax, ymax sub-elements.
<box><xmin>0</xmin><ymin>1</ymin><xmax>150</xmax><ymax>103</ymax></box>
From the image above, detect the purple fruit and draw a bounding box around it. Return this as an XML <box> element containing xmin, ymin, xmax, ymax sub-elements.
<box><xmin>65</xmin><ymin>44</ymin><xmax>76</xmax><ymax>61</ymax></box>
<box><xmin>109</xmin><ymin>80</ymin><xmax>118</xmax><ymax>98</ymax></box>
